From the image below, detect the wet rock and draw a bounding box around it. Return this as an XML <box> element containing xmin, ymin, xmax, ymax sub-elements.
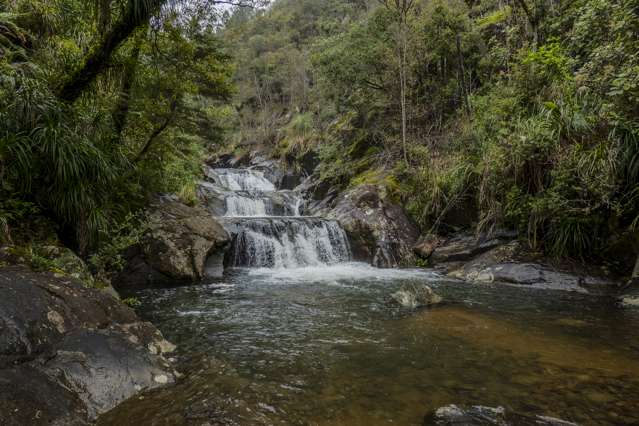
<box><xmin>197</xmin><ymin>180</ymin><xmax>227</xmax><ymax>216</ymax></box>
<box><xmin>113</xmin><ymin>197</ymin><xmax>230</xmax><ymax>290</ymax></box>
<box><xmin>632</xmin><ymin>254</ymin><xmax>639</xmax><ymax>286</ymax></box>
<box><xmin>620</xmin><ymin>295</ymin><xmax>639</xmax><ymax>308</ymax></box>
<box><xmin>316</xmin><ymin>184</ymin><xmax>419</xmax><ymax>267</ymax></box>
<box><xmin>207</xmin><ymin>151</ymin><xmax>251</xmax><ymax>169</ymax></box>
<box><xmin>413</xmin><ymin>234</ymin><xmax>444</xmax><ymax>259</ymax></box>
<box><xmin>0</xmin><ymin>366</ymin><xmax>88</xmax><ymax>426</ymax></box>
<box><xmin>425</xmin><ymin>404</ymin><xmax>579</xmax><ymax>425</ymax></box>
<box><xmin>0</xmin><ymin>266</ymin><xmax>175</xmax><ymax>425</ymax></box>
<box><xmin>388</xmin><ymin>284</ymin><xmax>442</xmax><ymax>309</ymax></box>
<box><xmin>451</xmin><ymin>261</ymin><xmax>617</xmax><ymax>294</ymax></box>
<box><xmin>430</xmin><ymin>231</ymin><xmax>517</xmax><ymax>264</ymax></box>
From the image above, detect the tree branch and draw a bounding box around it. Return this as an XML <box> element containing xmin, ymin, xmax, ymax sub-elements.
<box><xmin>57</xmin><ymin>0</ymin><xmax>163</xmax><ymax>103</ymax></box>
<box><xmin>133</xmin><ymin>98</ymin><xmax>178</xmax><ymax>163</ymax></box>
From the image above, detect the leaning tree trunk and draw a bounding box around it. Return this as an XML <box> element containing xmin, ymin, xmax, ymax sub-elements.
<box><xmin>57</xmin><ymin>0</ymin><xmax>163</xmax><ymax>103</ymax></box>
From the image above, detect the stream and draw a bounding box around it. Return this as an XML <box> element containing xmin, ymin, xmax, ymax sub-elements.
<box><xmin>99</xmin><ymin>168</ymin><xmax>639</xmax><ymax>425</ymax></box>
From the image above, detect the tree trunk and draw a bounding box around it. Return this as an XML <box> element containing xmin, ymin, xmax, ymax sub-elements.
<box><xmin>632</xmin><ymin>254</ymin><xmax>639</xmax><ymax>285</ymax></box>
<box><xmin>97</xmin><ymin>0</ymin><xmax>112</xmax><ymax>33</ymax></box>
<box><xmin>57</xmin><ymin>0</ymin><xmax>162</xmax><ymax>103</ymax></box>
<box><xmin>513</xmin><ymin>0</ymin><xmax>539</xmax><ymax>46</ymax></box>
<box><xmin>456</xmin><ymin>33</ymin><xmax>471</xmax><ymax>113</ymax></box>
<box><xmin>400</xmin><ymin>23</ymin><xmax>408</xmax><ymax>166</ymax></box>
<box><xmin>112</xmin><ymin>31</ymin><xmax>144</xmax><ymax>138</ymax></box>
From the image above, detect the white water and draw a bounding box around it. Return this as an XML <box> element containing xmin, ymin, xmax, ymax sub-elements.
<box><xmin>244</xmin><ymin>262</ymin><xmax>440</xmax><ymax>284</ymax></box>
<box><xmin>225</xmin><ymin>195</ymin><xmax>268</xmax><ymax>217</ymax></box>
<box><xmin>205</xmin><ymin>168</ymin><xmax>275</xmax><ymax>191</ymax></box>
<box><xmin>228</xmin><ymin>219</ymin><xmax>351</xmax><ymax>268</ymax></box>
<box><xmin>204</xmin><ymin>167</ymin><xmax>352</xmax><ymax>268</ymax></box>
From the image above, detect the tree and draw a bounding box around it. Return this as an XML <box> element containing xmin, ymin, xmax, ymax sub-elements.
<box><xmin>378</xmin><ymin>0</ymin><xmax>415</xmax><ymax>166</ymax></box>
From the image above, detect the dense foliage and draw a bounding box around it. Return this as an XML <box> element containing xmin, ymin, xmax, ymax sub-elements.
<box><xmin>223</xmin><ymin>0</ymin><xmax>639</xmax><ymax>264</ymax></box>
<box><xmin>0</xmin><ymin>0</ymin><xmax>239</xmax><ymax>254</ymax></box>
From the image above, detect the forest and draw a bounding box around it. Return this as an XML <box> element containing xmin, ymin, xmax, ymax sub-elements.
<box><xmin>223</xmin><ymin>0</ymin><xmax>639</xmax><ymax>268</ymax></box>
<box><xmin>1</xmin><ymin>0</ymin><xmax>638</xmax><ymax>270</ymax></box>
<box><xmin>2</xmin><ymin>1</ymin><xmax>639</xmax><ymax>425</ymax></box>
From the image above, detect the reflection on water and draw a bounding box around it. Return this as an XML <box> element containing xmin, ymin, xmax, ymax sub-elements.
<box><xmin>99</xmin><ymin>263</ymin><xmax>639</xmax><ymax>425</ymax></box>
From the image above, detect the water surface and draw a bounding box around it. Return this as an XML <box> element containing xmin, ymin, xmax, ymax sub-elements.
<box><xmin>99</xmin><ymin>263</ymin><xmax>639</xmax><ymax>425</ymax></box>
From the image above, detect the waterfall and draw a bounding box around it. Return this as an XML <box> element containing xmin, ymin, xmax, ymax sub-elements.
<box><xmin>205</xmin><ymin>168</ymin><xmax>275</xmax><ymax>191</ymax></box>
<box><xmin>221</xmin><ymin>217</ymin><xmax>351</xmax><ymax>268</ymax></box>
<box><xmin>201</xmin><ymin>166</ymin><xmax>351</xmax><ymax>268</ymax></box>
<box><xmin>225</xmin><ymin>195</ymin><xmax>268</xmax><ymax>217</ymax></box>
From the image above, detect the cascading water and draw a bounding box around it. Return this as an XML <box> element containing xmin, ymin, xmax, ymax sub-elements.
<box><xmin>201</xmin><ymin>166</ymin><xmax>351</xmax><ymax>268</ymax></box>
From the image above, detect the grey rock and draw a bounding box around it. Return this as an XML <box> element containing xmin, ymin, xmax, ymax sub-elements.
<box><xmin>413</xmin><ymin>234</ymin><xmax>444</xmax><ymax>259</ymax></box>
<box><xmin>425</xmin><ymin>404</ymin><xmax>579</xmax><ymax>425</ymax></box>
<box><xmin>620</xmin><ymin>295</ymin><xmax>639</xmax><ymax>308</ymax></box>
<box><xmin>430</xmin><ymin>231</ymin><xmax>516</xmax><ymax>264</ymax></box>
<box><xmin>389</xmin><ymin>284</ymin><xmax>442</xmax><ymax>309</ymax></box>
<box><xmin>113</xmin><ymin>198</ymin><xmax>230</xmax><ymax>289</ymax></box>
<box><xmin>451</xmin><ymin>261</ymin><xmax>617</xmax><ymax>294</ymax></box>
<box><xmin>0</xmin><ymin>366</ymin><xmax>88</xmax><ymax>426</ymax></box>
<box><xmin>0</xmin><ymin>266</ymin><xmax>176</xmax><ymax>425</ymax></box>
<box><xmin>316</xmin><ymin>184</ymin><xmax>419</xmax><ymax>267</ymax></box>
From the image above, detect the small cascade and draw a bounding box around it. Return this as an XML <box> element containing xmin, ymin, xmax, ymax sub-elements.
<box><xmin>221</xmin><ymin>217</ymin><xmax>351</xmax><ymax>268</ymax></box>
<box><xmin>225</xmin><ymin>194</ymin><xmax>267</xmax><ymax>217</ymax></box>
<box><xmin>200</xmin><ymin>166</ymin><xmax>351</xmax><ymax>268</ymax></box>
<box><xmin>205</xmin><ymin>168</ymin><xmax>275</xmax><ymax>191</ymax></box>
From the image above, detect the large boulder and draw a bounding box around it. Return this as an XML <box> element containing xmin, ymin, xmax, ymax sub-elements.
<box><xmin>450</xmin><ymin>260</ymin><xmax>617</xmax><ymax>294</ymax></box>
<box><xmin>113</xmin><ymin>197</ymin><xmax>229</xmax><ymax>290</ymax></box>
<box><xmin>316</xmin><ymin>184</ymin><xmax>419</xmax><ymax>267</ymax></box>
<box><xmin>427</xmin><ymin>231</ymin><xmax>517</xmax><ymax>264</ymax></box>
<box><xmin>0</xmin><ymin>266</ymin><xmax>176</xmax><ymax>425</ymax></box>
<box><xmin>425</xmin><ymin>405</ymin><xmax>578</xmax><ymax>425</ymax></box>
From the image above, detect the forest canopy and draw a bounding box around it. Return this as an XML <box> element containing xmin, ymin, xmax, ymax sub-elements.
<box><xmin>1</xmin><ymin>0</ymin><xmax>638</xmax><ymax>270</ymax></box>
<box><xmin>222</xmin><ymin>0</ymin><xmax>639</xmax><ymax>264</ymax></box>
<box><xmin>0</xmin><ymin>0</ymin><xmax>266</xmax><ymax>254</ymax></box>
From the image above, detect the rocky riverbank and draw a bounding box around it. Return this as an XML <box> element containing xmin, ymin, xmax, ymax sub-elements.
<box><xmin>0</xmin><ymin>266</ymin><xmax>177</xmax><ymax>425</ymax></box>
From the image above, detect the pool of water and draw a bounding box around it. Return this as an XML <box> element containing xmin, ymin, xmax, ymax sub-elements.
<box><xmin>98</xmin><ymin>263</ymin><xmax>639</xmax><ymax>425</ymax></box>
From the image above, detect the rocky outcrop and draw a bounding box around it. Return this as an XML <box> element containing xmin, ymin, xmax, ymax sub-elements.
<box><xmin>315</xmin><ymin>184</ymin><xmax>419</xmax><ymax>267</ymax></box>
<box><xmin>450</xmin><ymin>261</ymin><xmax>616</xmax><ymax>294</ymax></box>
<box><xmin>425</xmin><ymin>405</ymin><xmax>578</xmax><ymax>425</ymax></box>
<box><xmin>0</xmin><ymin>266</ymin><xmax>176</xmax><ymax>425</ymax></box>
<box><xmin>418</xmin><ymin>231</ymin><xmax>517</xmax><ymax>264</ymax></box>
<box><xmin>388</xmin><ymin>284</ymin><xmax>442</xmax><ymax>309</ymax></box>
<box><xmin>439</xmin><ymin>240</ymin><xmax>619</xmax><ymax>294</ymax></box>
<box><xmin>113</xmin><ymin>197</ymin><xmax>230</xmax><ymax>290</ymax></box>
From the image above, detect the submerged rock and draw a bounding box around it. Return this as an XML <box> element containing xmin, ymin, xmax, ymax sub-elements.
<box><xmin>316</xmin><ymin>184</ymin><xmax>419</xmax><ymax>268</ymax></box>
<box><xmin>0</xmin><ymin>266</ymin><xmax>176</xmax><ymax>425</ymax></box>
<box><xmin>388</xmin><ymin>284</ymin><xmax>442</xmax><ymax>309</ymax></box>
<box><xmin>425</xmin><ymin>405</ymin><xmax>579</xmax><ymax>425</ymax></box>
<box><xmin>113</xmin><ymin>197</ymin><xmax>230</xmax><ymax>290</ymax></box>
